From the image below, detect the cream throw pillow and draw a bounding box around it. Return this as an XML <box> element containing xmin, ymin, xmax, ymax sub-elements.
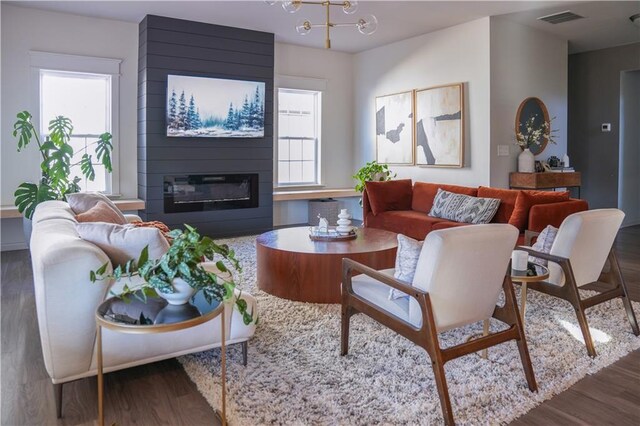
<box><xmin>75</xmin><ymin>222</ymin><xmax>170</xmax><ymax>267</ymax></box>
<box><xmin>389</xmin><ymin>234</ymin><xmax>424</xmax><ymax>300</ymax></box>
<box><xmin>66</xmin><ymin>192</ymin><xmax>127</xmax><ymax>224</ymax></box>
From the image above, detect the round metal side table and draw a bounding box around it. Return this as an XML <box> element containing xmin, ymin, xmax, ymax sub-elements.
<box><xmin>95</xmin><ymin>291</ymin><xmax>228</xmax><ymax>426</ymax></box>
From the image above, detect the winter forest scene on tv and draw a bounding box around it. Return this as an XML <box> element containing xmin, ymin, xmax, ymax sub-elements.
<box><xmin>166</xmin><ymin>75</ymin><xmax>265</xmax><ymax>138</ymax></box>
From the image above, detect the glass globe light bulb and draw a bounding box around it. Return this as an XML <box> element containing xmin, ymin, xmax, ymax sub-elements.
<box><xmin>282</xmin><ymin>1</ymin><xmax>301</xmax><ymax>13</ymax></box>
<box><xmin>342</xmin><ymin>0</ymin><xmax>358</xmax><ymax>15</ymax></box>
<box><xmin>357</xmin><ymin>14</ymin><xmax>378</xmax><ymax>35</ymax></box>
<box><xmin>263</xmin><ymin>0</ymin><xmax>277</xmax><ymax>5</ymax></box>
<box><xmin>296</xmin><ymin>19</ymin><xmax>312</xmax><ymax>35</ymax></box>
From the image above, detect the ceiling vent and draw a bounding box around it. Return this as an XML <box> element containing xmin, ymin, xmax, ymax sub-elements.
<box><xmin>537</xmin><ymin>11</ymin><xmax>584</xmax><ymax>24</ymax></box>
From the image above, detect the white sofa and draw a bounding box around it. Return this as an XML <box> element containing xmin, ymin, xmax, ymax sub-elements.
<box><xmin>29</xmin><ymin>201</ymin><xmax>257</xmax><ymax>417</ymax></box>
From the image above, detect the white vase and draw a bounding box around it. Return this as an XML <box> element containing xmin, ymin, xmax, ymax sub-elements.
<box><xmin>336</xmin><ymin>209</ymin><xmax>353</xmax><ymax>234</ymax></box>
<box><xmin>157</xmin><ymin>278</ymin><xmax>197</xmax><ymax>305</ymax></box>
<box><xmin>518</xmin><ymin>148</ymin><xmax>535</xmax><ymax>173</ymax></box>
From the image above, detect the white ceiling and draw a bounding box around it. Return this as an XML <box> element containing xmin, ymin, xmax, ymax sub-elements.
<box><xmin>5</xmin><ymin>1</ymin><xmax>640</xmax><ymax>53</ymax></box>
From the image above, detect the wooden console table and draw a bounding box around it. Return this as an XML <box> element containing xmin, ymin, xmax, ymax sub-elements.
<box><xmin>509</xmin><ymin>172</ymin><xmax>581</xmax><ymax>198</ymax></box>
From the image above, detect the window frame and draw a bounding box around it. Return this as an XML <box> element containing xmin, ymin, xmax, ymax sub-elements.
<box><xmin>30</xmin><ymin>51</ymin><xmax>122</xmax><ymax>196</ymax></box>
<box><xmin>275</xmin><ymin>75</ymin><xmax>326</xmax><ymax>189</ymax></box>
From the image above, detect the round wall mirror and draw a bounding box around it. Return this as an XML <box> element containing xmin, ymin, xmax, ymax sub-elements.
<box><xmin>515</xmin><ymin>97</ymin><xmax>550</xmax><ymax>156</ymax></box>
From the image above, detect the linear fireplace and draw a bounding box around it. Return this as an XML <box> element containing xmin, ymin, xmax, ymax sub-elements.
<box><xmin>164</xmin><ymin>174</ymin><xmax>259</xmax><ymax>213</ymax></box>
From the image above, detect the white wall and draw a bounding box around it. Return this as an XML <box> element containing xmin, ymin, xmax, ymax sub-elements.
<box><xmin>489</xmin><ymin>16</ymin><xmax>568</xmax><ymax>188</ymax></box>
<box><xmin>273</xmin><ymin>43</ymin><xmax>358</xmax><ymax>226</ymax></box>
<box><xmin>353</xmin><ymin>18</ymin><xmax>492</xmax><ymax>189</ymax></box>
<box><xmin>1</xmin><ymin>4</ymin><xmax>139</xmax><ymax>250</ymax></box>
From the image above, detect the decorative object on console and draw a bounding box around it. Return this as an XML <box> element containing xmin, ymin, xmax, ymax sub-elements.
<box><xmin>12</xmin><ymin>111</ymin><xmax>113</xmax><ymax>243</ymax></box>
<box><xmin>429</xmin><ymin>188</ymin><xmax>501</xmax><ymax>224</ymax></box>
<box><xmin>375</xmin><ymin>91</ymin><xmax>414</xmax><ymax>165</ymax></box>
<box><xmin>266</xmin><ymin>0</ymin><xmax>377</xmax><ymax>49</ymax></box>
<box><xmin>336</xmin><ymin>209</ymin><xmax>353</xmax><ymax>234</ymax></box>
<box><xmin>518</xmin><ymin>148</ymin><xmax>535</xmax><ymax>173</ymax></box>
<box><xmin>415</xmin><ymin>83</ymin><xmax>464</xmax><ymax>167</ymax></box>
<box><xmin>91</xmin><ymin>225</ymin><xmax>255</xmax><ymax>325</ymax></box>
<box><xmin>353</xmin><ymin>160</ymin><xmax>396</xmax><ymax>206</ymax></box>
<box><xmin>514</xmin><ymin>97</ymin><xmax>558</xmax><ymax>156</ymax></box>
<box><xmin>166</xmin><ymin>75</ymin><xmax>265</xmax><ymax>138</ymax></box>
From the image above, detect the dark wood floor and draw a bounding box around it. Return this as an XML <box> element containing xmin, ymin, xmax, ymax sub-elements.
<box><xmin>2</xmin><ymin>226</ymin><xmax>639</xmax><ymax>425</ymax></box>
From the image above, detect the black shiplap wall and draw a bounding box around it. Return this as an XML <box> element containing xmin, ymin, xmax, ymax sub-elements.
<box><xmin>138</xmin><ymin>15</ymin><xmax>274</xmax><ymax>237</ymax></box>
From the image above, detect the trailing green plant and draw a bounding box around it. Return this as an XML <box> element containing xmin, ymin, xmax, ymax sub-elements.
<box><xmin>12</xmin><ymin>111</ymin><xmax>113</xmax><ymax>219</ymax></box>
<box><xmin>90</xmin><ymin>225</ymin><xmax>255</xmax><ymax>325</ymax></box>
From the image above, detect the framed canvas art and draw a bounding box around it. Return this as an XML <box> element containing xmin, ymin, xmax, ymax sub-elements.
<box><xmin>414</xmin><ymin>83</ymin><xmax>464</xmax><ymax>167</ymax></box>
<box><xmin>375</xmin><ymin>91</ymin><xmax>414</xmax><ymax>165</ymax></box>
<box><xmin>166</xmin><ymin>75</ymin><xmax>265</xmax><ymax>138</ymax></box>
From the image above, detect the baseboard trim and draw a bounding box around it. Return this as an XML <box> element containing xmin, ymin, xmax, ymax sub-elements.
<box><xmin>1</xmin><ymin>242</ymin><xmax>28</xmax><ymax>252</ymax></box>
<box><xmin>622</xmin><ymin>218</ymin><xmax>640</xmax><ymax>228</ymax></box>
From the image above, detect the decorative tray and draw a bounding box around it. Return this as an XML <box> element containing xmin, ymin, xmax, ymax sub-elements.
<box><xmin>309</xmin><ymin>226</ymin><xmax>357</xmax><ymax>241</ymax></box>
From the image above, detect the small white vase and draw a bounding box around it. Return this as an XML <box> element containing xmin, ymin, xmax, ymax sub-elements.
<box><xmin>336</xmin><ymin>209</ymin><xmax>353</xmax><ymax>234</ymax></box>
<box><xmin>157</xmin><ymin>278</ymin><xmax>197</xmax><ymax>305</ymax></box>
<box><xmin>518</xmin><ymin>148</ymin><xmax>535</xmax><ymax>173</ymax></box>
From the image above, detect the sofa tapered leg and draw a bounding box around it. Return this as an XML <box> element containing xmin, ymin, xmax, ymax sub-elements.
<box><xmin>53</xmin><ymin>382</ymin><xmax>63</xmax><ymax>418</ymax></box>
<box><xmin>241</xmin><ymin>341</ymin><xmax>248</xmax><ymax>366</ymax></box>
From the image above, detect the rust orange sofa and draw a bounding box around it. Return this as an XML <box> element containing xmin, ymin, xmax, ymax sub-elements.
<box><xmin>363</xmin><ymin>180</ymin><xmax>588</xmax><ymax>243</ymax></box>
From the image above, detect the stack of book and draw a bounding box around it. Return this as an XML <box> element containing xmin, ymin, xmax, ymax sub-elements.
<box><xmin>549</xmin><ymin>167</ymin><xmax>575</xmax><ymax>173</ymax></box>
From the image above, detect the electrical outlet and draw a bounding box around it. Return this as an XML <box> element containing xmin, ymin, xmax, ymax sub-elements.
<box><xmin>497</xmin><ymin>145</ymin><xmax>510</xmax><ymax>156</ymax></box>
<box><xmin>602</xmin><ymin>123</ymin><xmax>611</xmax><ymax>132</ymax></box>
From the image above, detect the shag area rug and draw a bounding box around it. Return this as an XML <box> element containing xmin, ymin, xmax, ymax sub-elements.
<box><xmin>179</xmin><ymin>236</ymin><xmax>640</xmax><ymax>425</ymax></box>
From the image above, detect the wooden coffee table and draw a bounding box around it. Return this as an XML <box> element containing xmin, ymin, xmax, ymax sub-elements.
<box><xmin>256</xmin><ymin>227</ymin><xmax>398</xmax><ymax>303</ymax></box>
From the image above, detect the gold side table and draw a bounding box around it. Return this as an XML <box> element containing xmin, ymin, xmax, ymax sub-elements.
<box><xmin>95</xmin><ymin>291</ymin><xmax>228</xmax><ymax>426</ymax></box>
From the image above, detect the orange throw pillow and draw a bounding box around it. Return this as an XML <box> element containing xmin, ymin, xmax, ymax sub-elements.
<box><xmin>365</xmin><ymin>180</ymin><xmax>413</xmax><ymax>216</ymax></box>
<box><xmin>509</xmin><ymin>190</ymin><xmax>570</xmax><ymax>231</ymax></box>
<box><xmin>75</xmin><ymin>201</ymin><xmax>127</xmax><ymax>225</ymax></box>
<box><xmin>477</xmin><ymin>186</ymin><xmax>520</xmax><ymax>224</ymax></box>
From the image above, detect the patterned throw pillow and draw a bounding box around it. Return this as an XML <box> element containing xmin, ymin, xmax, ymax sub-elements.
<box><xmin>428</xmin><ymin>189</ymin><xmax>501</xmax><ymax>224</ymax></box>
<box><xmin>529</xmin><ymin>225</ymin><xmax>558</xmax><ymax>268</ymax></box>
<box><xmin>389</xmin><ymin>234</ymin><xmax>424</xmax><ymax>300</ymax></box>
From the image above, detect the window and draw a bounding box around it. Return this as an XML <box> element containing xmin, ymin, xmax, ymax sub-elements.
<box><xmin>40</xmin><ymin>70</ymin><xmax>112</xmax><ymax>192</ymax></box>
<box><xmin>277</xmin><ymin>88</ymin><xmax>321</xmax><ymax>186</ymax></box>
<box><xmin>30</xmin><ymin>51</ymin><xmax>121</xmax><ymax>195</ymax></box>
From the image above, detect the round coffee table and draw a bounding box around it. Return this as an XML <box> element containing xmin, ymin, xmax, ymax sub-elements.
<box><xmin>256</xmin><ymin>227</ymin><xmax>398</xmax><ymax>303</ymax></box>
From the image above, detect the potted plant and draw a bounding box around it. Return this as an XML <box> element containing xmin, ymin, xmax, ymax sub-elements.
<box><xmin>12</xmin><ymin>111</ymin><xmax>113</xmax><ymax>241</ymax></box>
<box><xmin>515</xmin><ymin>114</ymin><xmax>557</xmax><ymax>173</ymax></box>
<box><xmin>353</xmin><ymin>160</ymin><xmax>396</xmax><ymax>205</ymax></box>
<box><xmin>90</xmin><ymin>225</ymin><xmax>255</xmax><ymax>325</ymax></box>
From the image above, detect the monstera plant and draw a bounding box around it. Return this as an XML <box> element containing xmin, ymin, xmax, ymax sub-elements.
<box><xmin>12</xmin><ymin>111</ymin><xmax>113</xmax><ymax>219</ymax></box>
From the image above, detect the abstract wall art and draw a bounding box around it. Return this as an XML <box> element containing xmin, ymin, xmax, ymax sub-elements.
<box><xmin>415</xmin><ymin>83</ymin><xmax>464</xmax><ymax>167</ymax></box>
<box><xmin>375</xmin><ymin>91</ymin><xmax>414</xmax><ymax>165</ymax></box>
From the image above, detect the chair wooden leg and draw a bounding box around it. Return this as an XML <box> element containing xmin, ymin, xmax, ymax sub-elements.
<box><xmin>609</xmin><ymin>250</ymin><xmax>639</xmax><ymax>336</ymax></box>
<box><xmin>574</xmin><ymin>305</ymin><xmax>597</xmax><ymax>358</ymax></box>
<box><xmin>53</xmin><ymin>382</ymin><xmax>63</xmax><ymax>419</ymax></box>
<box><xmin>341</xmin><ymin>304</ymin><xmax>353</xmax><ymax>356</ymax></box>
<box><xmin>431</xmin><ymin>359</ymin><xmax>454</xmax><ymax>426</ymax></box>
<box><xmin>241</xmin><ymin>341</ymin><xmax>248</xmax><ymax>366</ymax></box>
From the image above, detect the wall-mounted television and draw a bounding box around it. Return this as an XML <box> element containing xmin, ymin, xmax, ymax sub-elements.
<box><xmin>166</xmin><ymin>75</ymin><xmax>265</xmax><ymax>138</ymax></box>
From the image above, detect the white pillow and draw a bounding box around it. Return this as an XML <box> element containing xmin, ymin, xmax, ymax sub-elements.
<box><xmin>66</xmin><ymin>192</ymin><xmax>126</xmax><ymax>224</ymax></box>
<box><xmin>75</xmin><ymin>222</ymin><xmax>170</xmax><ymax>267</ymax></box>
<box><xmin>389</xmin><ymin>234</ymin><xmax>424</xmax><ymax>300</ymax></box>
<box><xmin>529</xmin><ymin>225</ymin><xmax>558</xmax><ymax>268</ymax></box>
<box><xmin>429</xmin><ymin>188</ymin><xmax>500</xmax><ymax>224</ymax></box>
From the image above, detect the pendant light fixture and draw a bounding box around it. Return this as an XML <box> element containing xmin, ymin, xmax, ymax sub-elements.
<box><xmin>266</xmin><ymin>1</ymin><xmax>378</xmax><ymax>49</ymax></box>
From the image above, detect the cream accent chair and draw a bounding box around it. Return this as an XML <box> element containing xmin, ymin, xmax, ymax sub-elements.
<box><xmin>30</xmin><ymin>201</ymin><xmax>257</xmax><ymax>418</ymax></box>
<box><xmin>341</xmin><ymin>224</ymin><xmax>536</xmax><ymax>426</ymax></box>
<box><xmin>518</xmin><ymin>209</ymin><xmax>638</xmax><ymax>357</ymax></box>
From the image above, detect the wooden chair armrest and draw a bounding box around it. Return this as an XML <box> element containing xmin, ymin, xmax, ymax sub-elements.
<box><xmin>342</xmin><ymin>258</ymin><xmax>427</xmax><ymax>299</ymax></box>
<box><xmin>524</xmin><ymin>230</ymin><xmax>540</xmax><ymax>246</ymax></box>
<box><xmin>516</xmin><ymin>246</ymin><xmax>569</xmax><ymax>265</ymax></box>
